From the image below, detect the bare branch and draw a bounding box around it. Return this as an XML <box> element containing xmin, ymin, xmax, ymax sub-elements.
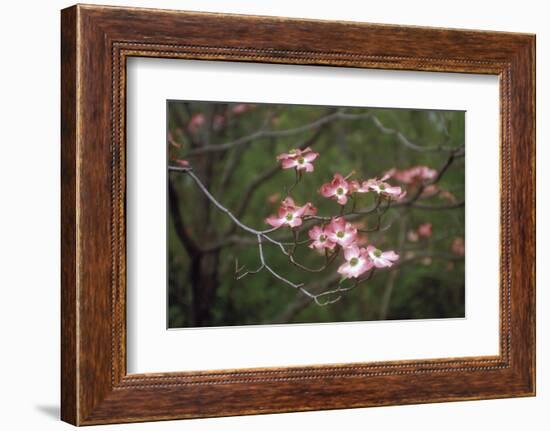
<box><xmin>169</xmin><ymin>167</ymin><xmax>278</xmax><ymax>237</ymax></box>
<box><xmin>182</xmin><ymin>109</ymin><xmax>462</xmax><ymax>157</ymax></box>
<box><xmin>411</xmin><ymin>200</ymin><xmax>465</xmax><ymax>210</ymax></box>
<box><xmin>367</xmin><ymin>114</ymin><xmax>458</xmax><ymax>152</ymax></box>
<box><xmin>187</xmin><ymin>110</ymin><xmax>343</xmax><ymax>156</ymax></box>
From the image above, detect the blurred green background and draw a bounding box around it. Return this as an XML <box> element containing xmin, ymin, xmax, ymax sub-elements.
<box><xmin>167</xmin><ymin>101</ymin><xmax>465</xmax><ymax>328</ymax></box>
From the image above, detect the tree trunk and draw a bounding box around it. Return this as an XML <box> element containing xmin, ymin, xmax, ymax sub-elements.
<box><xmin>189</xmin><ymin>251</ymin><xmax>220</xmax><ymax>326</ymax></box>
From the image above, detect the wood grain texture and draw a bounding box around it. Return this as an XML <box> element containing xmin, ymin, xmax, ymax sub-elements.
<box><xmin>60</xmin><ymin>4</ymin><xmax>536</xmax><ymax>425</ymax></box>
<box><xmin>60</xmin><ymin>5</ymin><xmax>78</xmax><ymax>425</ymax></box>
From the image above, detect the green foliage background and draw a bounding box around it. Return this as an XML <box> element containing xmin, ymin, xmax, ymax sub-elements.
<box><xmin>167</xmin><ymin>101</ymin><xmax>465</xmax><ymax>328</ymax></box>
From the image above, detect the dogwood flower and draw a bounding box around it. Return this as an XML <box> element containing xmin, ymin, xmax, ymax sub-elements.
<box><xmin>417</xmin><ymin>223</ymin><xmax>433</xmax><ymax>238</ymax></box>
<box><xmin>282</xmin><ymin>197</ymin><xmax>317</xmax><ymax>216</ymax></box>
<box><xmin>213</xmin><ymin>114</ymin><xmax>225</xmax><ymax>130</ymax></box>
<box><xmin>276</xmin><ymin>148</ymin><xmax>302</xmax><ymax>161</ymax></box>
<box><xmin>439</xmin><ymin>189</ymin><xmax>457</xmax><ymax>202</ymax></box>
<box><xmin>420</xmin><ymin>184</ymin><xmax>440</xmax><ymax>198</ymax></box>
<box><xmin>308</xmin><ymin>225</ymin><xmax>337</xmax><ymax>251</ymax></box>
<box><xmin>407</xmin><ymin>230</ymin><xmax>419</xmax><ymax>242</ymax></box>
<box><xmin>337</xmin><ymin>245</ymin><xmax>374</xmax><ymax>279</ymax></box>
<box><xmin>320</xmin><ymin>173</ymin><xmax>353</xmax><ymax>205</ymax></box>
<box><xmin>276</xmin><ymin>147</ymin><xmax>319</xmax><ymax>172</ymax></box>
<box><xmin>267</xmin><ymin>192</ymin><xmax>281</xmax><ymax>204</ymax></box>
<box><xmin>357</xmin><ymin>175</ymin><xmax>406</xmax><ymax>200</ymax></box>
<box><xmin>326</xmin><ymin>217</ymin><xmax>358</xmax><ymax>247</ymax></box>
<box><xmin>167</xmin><ymin>131</ymin><xmax>181</xmax><ymax>148</ymax></box>
<box><xmin>265</xmin><ymin>197</ymin><xmax>317</xmax><ymax>228</ymax></box>
<box><xmin>188</xmin><ymin>113</ymin><xmax>205</xmax><ymax>134</ymax></box>
<box><xmin>172</xmin><ymin>158</ymin><xmax>189</xmax><ymax>168</ymax></box>
<box><xmin>366</xmin><ymin>245</ymin><xmax>399</xmax><ymax>268</ymax></box>
<box><xmin>451</xmin><ymin>237</ymin><xmax>465</xmax><ymax>256</ymax></box>
<box><xmin>231</xmin><ymin>103</ymin><xmax>256</xmax><ymax>114</ymax></box>
<box><xmin>387</xmin><ymin>166</ymin><xmax>437</xmax><ymax>185</ymax></box>
<box><xmin>419</xmin><ymin>184</ymin><xmax>456</xmax><ymax>201</ymax></box>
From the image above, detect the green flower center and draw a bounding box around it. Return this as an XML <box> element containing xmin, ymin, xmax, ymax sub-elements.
<box><xmin>350</xmin><ymin>257</ymin><xmax>359</xmax><ymax>266</ymax></box>
<box><xmin>289</xmin><ymin>149</ymin><xmax>296</xmax><ymax>154</ymax></box>
<box><xmin>319</xmin><ymin>234</ymin><xmax>327</xmax><ymax>242</ymax></box>
<box><xmin>373</xmin><ymin>249</ymin><xmax>382</xmax><ymax>258</ymax></box>
<box><xmin>379</xmin><ymin>184</ymin><xmax>386</xmax><ymax>190</ymax></box>
<box><xmin>337</xmin><ymin>187</ymin><xmax>344</xmax><ymax>195</ymax></box>
<box><xmin>337</xmin><ymin>231</ymin><xmax>345</xmax><ymax>238</ymax></box>
<box><xmin>285</xmin><ymin>213</ymin><xmax>293</xmax><ymax>221</ymax></box>
<box><xmin>298</xmin><ymin>157</ymin><xmax>305</xmax><ymax>164</ymax></box>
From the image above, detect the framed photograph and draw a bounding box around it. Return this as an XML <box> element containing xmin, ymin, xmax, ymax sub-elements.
<box><xmin>61</xmin><ymin>4</ymin><xmax>535</xmax><ymax>425</ymax></box>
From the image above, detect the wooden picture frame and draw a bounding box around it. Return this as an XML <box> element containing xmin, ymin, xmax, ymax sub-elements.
<box><xmin>61</xmin><ymin>4</ymin><xmax>535</xmax><ymax>425</ymax></box>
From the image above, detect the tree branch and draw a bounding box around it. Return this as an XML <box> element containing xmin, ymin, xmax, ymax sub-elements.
<box><xmin>169</xmin><ymin>166</ymin><xmax>396</xmax><ymax>306</ymax></box>
<box><xmin>187</xmin><ymin>110</ymin><xmax>343</xmax><ymax>156</ymax></box>
<box><xmin>184</xmin><ymin>109</ymin><xmax>462</xmax><ymax>157</ymax></box>
<box><xmin>411</xmin><ymin>200</ymin><xmax>465</xmax><ymax>210</ymax></box>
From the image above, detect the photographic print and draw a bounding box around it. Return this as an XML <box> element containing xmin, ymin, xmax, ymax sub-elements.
<box><xmin>60</xmin><ymin>7</ymin><xmax>535</xmax><ymax>423</ymax></box>
<box><xmin>167</xmin><ymin>101</ymin><xmax>465</xmax><ymax>328</ymax></box>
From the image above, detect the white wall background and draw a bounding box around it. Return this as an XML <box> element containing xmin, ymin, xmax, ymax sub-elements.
<box><xmin>0</xmin><ymin>0</ymin><xmax>546</xmax><ymax>429</ymax></box>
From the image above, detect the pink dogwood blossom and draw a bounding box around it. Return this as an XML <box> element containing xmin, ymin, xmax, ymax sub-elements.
<box><xmin>281</xmin><ymin>197</ymin><xmax>317</xmax><ymax>217</ymax></box>
<box><xmin>417</xmin><ymin>223</ymin><xmax>433</xmax><ymax>238</ymax></box>
<box><xmin>188</xmin><ymin>113</ymin><xmax>205</xmax><ymax>134</ymax></box>
<box><xmin>366</xmin><ymin>245</ymin><xmax>399</xmax><ymax>268</ymax></box>
<box><xmin>320</xmin><ymin>173</ymin><xmax>354</xmax><ymax>205</ymax></box>
<box><xmin>172</xmin><ymin>158</ymin><xmax>190</xmax><ymax>168</ymax></box>
<box><xmin>357</xmin><ymin>175</ymin><xmax>406</xmax><ymax>200</ymax></box>
<box><xmin>308</xmin><ymin>225</ymin><xmax>337</xmax><ymax>251</ymax></box>
<box><xmin>276</xmin><ymin>147</ymin><xmax>319</xmax><ymax>172</ymax></box>
<box><xmin>337</xmin><ymin>245</ymin><xmax>374</xmax><ymax>279</ymax></box>
<box><xmin>420</xmin><ymin>184</ymin><xmax>440</xmax><ymax>198</ymax></box>
<box><xmin>267</xmin><ymin>192</ymin><xmax>281</xmax><ymax>204</ymax></box>
<box><xmin>265</xmin><ymin>197</ymin><xmax>317</xmax><ymax>228</ymax></box>
<box><xmin>386</xmin><ymin>166</ymin><xmax>437</xmax><ymax>185</ymax></box>
<box><xmin>451</xmin><ymin>237</ymin><xmax>465</xmax><ymax>256</ymax></box>
<box><xmin>439</xmin><ymin>188</ymin><xmax>457</xmax><ymax>202</ymax></box>
<box><xmin>326</xmin><ymin>217</ymin><xmax>358</xmax><ymax>247</ymax></box>
<box><xmin>420</xmin><ymin>184</ymin><xmax>456</xmax><ymax>201</ymax></box>
<box><xmin>231</xmin><ymin>103</ymin><xmax>256</xmax><ymax>114</ymax></box>
<box><xmin>276</xmin><ymin>148</ymin><xmax>314</xmax><ymax>161</ymax></box>
<box><xmin>407</xmin><ymin>230</ymin><xmax>419</xmax><ymax>242</ymax></box>
<box><xmin>167</xmin><ymin>131</ymin><xmax>181</xmax><ymax>148</ymax></box>
<box><xmin>213</xmin><ymin>114</ymin><xmax>225</xmax><ymax>130</ymax></box>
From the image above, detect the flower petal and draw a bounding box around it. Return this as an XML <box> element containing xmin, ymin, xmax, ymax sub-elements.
<box><xmin>308</xmin><ymin>225</ymin><xmax>323</xmax><ymax>240</ymax></box>
<box><xmin>336</xmin><ymin>194</ymin><xmax>348</xmax><ymax>205</ymax></box>
<box><xmin>288</xmin><ymin>217</ymin><xmax>303</xmax><ymax>228</ymax></box>
<box><xmin>320</xmin><ymin>183</ymin><xmax>336</xmax><ymax>197</ymax></box>
<box><xmin>344</xmin><ymin>245</ymin><xmax>360</xmax><ymax>260</ymax></box>
<box><xmin>304</xmin><ymin>152</ymin><xmax>319</xmax><ymax>162</ymax></box>
<box><xmin>304</xmin><ymin>163</ymin><xmax>314</xmax><ymax>173</ymax></box>
<box><xmin>281</xmin><ymin>159</ymin><xmax>297</xmax><ymax>169</ymax></box>
<box><xmin>382</xmin><ymin>250</ymin><xmax>399</xmax><ymax>261</ymax></box>
<box><xmin>266</xmin><ymin>216</ymin><xmax>284</xmax><ymax>227</ymax></box>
